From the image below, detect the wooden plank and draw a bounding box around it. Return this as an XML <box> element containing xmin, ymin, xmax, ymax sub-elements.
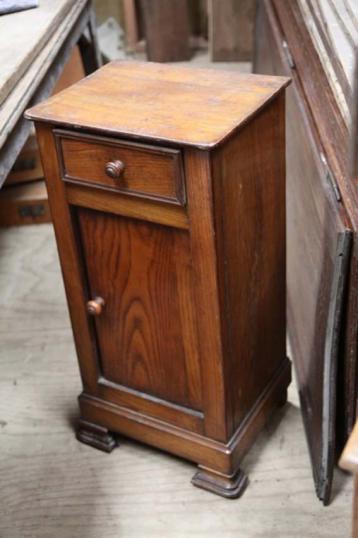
<box><xmin>0</xmin><ymin>0</ymin><xmax>75</xmax><ymax>105</ymax></box>
<box><xmin>0</xmin><ymin>0</ymin><xmax>91</xmax><ymax>187</ymax></box>
<box><xmin>254</xmin><ymin>0</ymin><xmax>354</xmax><ymax>505</ymax></box>
<box><xmin>352</xmin><ymin>51</ymin><xmax>358</xmax><ymax>182</ymax></box>
<box><xmin>5</xmin><ymin>134</ymin><xmax>43</xmax><ymax>186</ymax></box>
<box><xmin>5</xmin><ymin>47</ymin><xmax>85</xmax><ymax>188</ymax></box>
<box><xmin>140</xmin><ymin>0</ymin><xmax>191</xmax><ymax>62</ymax></box>
<box><xmin>123</xmin><ymin>0</ymin><xmax>139</xmax><ymax>52</ymax></box>
<box><xmin>0</xmin><ymin>1</ymin><xmax>38</xmax><ymax>15</ymax></box>
<box><xmin>209</xmin><ymin>0</ymin><xmax>256</xmax><ymax>61</ymax></box>
<box><xmin>0</xmin><ymin>180</ymin><xmax>50</xmax><ymax>226</ymax></box>
<box><xmin>66</xmin><ymin>183</ymin><xmax>189</xmax><ymax>230</ymax></box>
<box><xmin>211</xmin><ymin>95</ymin><xmax>287</xmax><ymax>437</ymax></box>
<box><xmin>52</xmin><ymin>45</ymin><xmax>85</xmax><ymax>94</ymax></box>
<box><xmin>0</xmin><ymin>0</ymin><xmax>88</xmax><ymax>150</ymax></box>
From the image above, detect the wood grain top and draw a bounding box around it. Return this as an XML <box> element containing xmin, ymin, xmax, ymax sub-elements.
<box><xmin>26</xmin><ymin>61</ymin><xmax>290</xmax><ymax>148</ymax></box>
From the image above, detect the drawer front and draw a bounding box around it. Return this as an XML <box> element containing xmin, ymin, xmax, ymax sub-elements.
<box><xmin>55</xmin><ymin>131</ymin><xmax>185</xmax><ymax>206</ymax></box>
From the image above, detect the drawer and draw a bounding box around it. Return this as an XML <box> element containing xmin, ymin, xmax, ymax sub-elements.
<box><xmin>55</xmin><ymin>130</ymin><xmax>186</xmax><ymax>206</ymax></box>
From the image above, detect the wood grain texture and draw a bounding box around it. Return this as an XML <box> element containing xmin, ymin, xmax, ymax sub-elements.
<box><xmin>212</xmin><ymin>94</ymin><xmax>286</xmax><ymax>437</ymax></box>
<box><xmin>66</xmin><ymin>183</ymin><xmax>189</xmax><ymax>230</ymax></box>
<box><xmin>77</xmin><ymin>208</ymin><xmax>203</xmax><ymax>411</ymax></box>
<box><xmin>51</xmin><ymin>44</ymin><xmax>85</xmax><ymax>94</ymax></box>
<box><xmin>57</xmin><ymin>131</ymin><xmax>185</xmax><ymax>205</ymax></box>
<box><xmin>184</xmin><ymin>149</ymin><xmax>227</xmax><ymax>442</ymax></box>
<box><xmin>123</xmin><ymin>0</ymin><xmax>139</xmax><ymax>53</ymax></box>
<box><xmin>31</xmin><ymin>61</ymin><xmax>291</xmax><ymax>498</ymax></box>
<box><xmin>0</xmin><ymin>0</ymin><xmax>74</xmax><ymax>105</ymax></box>
<box><xmin>34</xmin><ymin>122</ymin><xmax>100</xmax><ymax>393</ymax></box>
<box><xmin>78</xmin><ymin>358</ymin><xmax>290</xmax><ymax>477</ymax></box>
<box><xmin>254</xmin><ymin>0</ymin><xmax>353</xmax><ymax>504</ymax></box>
<box><xmin>140</xmin><ymin>0</ymin><xmax>191</xmax><ymax>62</ymax></box>
<box><xmin>263</xmin><ymin>0</ymin><xmax>358</xmax><ymax>442</ymax></box>
<box><xmin>209</xmin><ymin>0</ymin><xmax>256</xmax><ymax>61</ymax></box>
<box><xmin>271</xmin><ymin>0</ymin><xmax>356</xmax><ymax>221</ymax></box>
<box><xmin>25</xmin><ymin>61</ymin><xmax>290</xmax><ymax>148</ymax></box>
<box><xmin>0</xmin><ymin>223</ymin><xmax>352</xmax><ymax>537</ymax></box>
<box><xmin>0</xmin><ymin>0</ymin><xmax>87</xmax><ymax>150</ymax></box>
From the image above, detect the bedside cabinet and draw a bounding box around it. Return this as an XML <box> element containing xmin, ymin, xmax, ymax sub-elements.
<box><xmin>26</xmin><ymin>61</ymin><xmax>290</xmax><ymax>499</ymax></box>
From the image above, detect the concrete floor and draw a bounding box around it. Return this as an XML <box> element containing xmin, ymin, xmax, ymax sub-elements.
<box><xmin>0</xmin><ymin>221</ymin><xmax>353</xmax><ymax>538</ymax></box>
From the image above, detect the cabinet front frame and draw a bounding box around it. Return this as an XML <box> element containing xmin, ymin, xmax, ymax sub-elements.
<box><xmin>35</xmin><ymin>123</ymin><xmax>228</xmax><ymax>439</ymax></box>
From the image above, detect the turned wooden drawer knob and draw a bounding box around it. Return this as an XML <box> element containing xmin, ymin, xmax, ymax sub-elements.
<box><xmin>105</xmin><ymin>160</ymin><xmax>125</xmax><ymax>179</ymax></box>
<box><xmin>87</xmin><ymin>297</ymin><xmax>105</xmax><ymax>316</ymax></box>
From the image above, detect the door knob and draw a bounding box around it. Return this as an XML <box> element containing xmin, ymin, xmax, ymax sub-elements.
<box><xmin>87</xmin><ymin>297</ymin><xmax>105</xmax><ymax>316</ymax></box>
<box><xmin>105</xmin><ymin>160</ymin><xmax>125</xmax><ymax>179</ymax></box>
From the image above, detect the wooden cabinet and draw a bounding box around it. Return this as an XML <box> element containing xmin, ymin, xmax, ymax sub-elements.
<box><xmin>26</xmin><ymin>61</ymin><xmax>290</xmax><ymax>499</ymax></box>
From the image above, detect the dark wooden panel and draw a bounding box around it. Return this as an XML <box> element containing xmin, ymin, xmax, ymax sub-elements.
<box><xmin>267</xmin><ymin>0</ymin><xmax>358</xmax><ymax>443</ymax></box>
<box><xmin>254</xmin><ymin>0</ymin><xmax>352</xmax><ymax>504</ymax></box>
<box><xmin>212</xmin><ymin>95</ymin><xmax>286</xmax><ymax>437</ymax></box>
<box><xmin>271</xmin><ymin>0</ymin><xmax>351</xmax><ymax>210</ymax></box>
<box><xmin>140</xmin><ymin>0</ymin><xmax>191</xmax><ymax>62</ymax></box>
<box><xmin>57</xmin><ymin>131</ymin><xmax>185</xmax><ymax>205</ymax></box>
<box><xmin>77</xmin><ymin>208</ymin><xmax>203</xmax><ymax>411</ymax></box>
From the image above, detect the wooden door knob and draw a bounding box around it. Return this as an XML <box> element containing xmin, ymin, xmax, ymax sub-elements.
<box><xmin>87</xmin><ymin>297</ymin><xmax>105</xmax><ymax>316</ymax></box>
<box><xmin>105</xmin><ymin>160</ymin><xmax>125</xmax><ymax>179</ymax></box>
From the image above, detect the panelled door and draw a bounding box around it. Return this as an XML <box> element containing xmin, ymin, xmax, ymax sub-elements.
<box><xmin>76</xmin><ymin>207</ymin><xmax>204</xmax><ymax>430</ymax></box>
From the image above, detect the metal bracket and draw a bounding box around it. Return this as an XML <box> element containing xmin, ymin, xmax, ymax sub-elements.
<box><xmin>282</xmin><ymin>40</ymin><xmax>295</xmax><ymax>69</ymax></box>
<box><xmin>320</xmin><ymin>152</ymin><xmax>342</xmax><ymax>202</ymax></box>
<box><xmin>19</xmin><ymin>204</ymin><xmax>45</xmax><ymax>218</ymax></box>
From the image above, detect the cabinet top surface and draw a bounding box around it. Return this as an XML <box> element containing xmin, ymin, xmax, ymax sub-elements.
<box><xmin>26</xmin><ymin>61</ymin><xmax>289</xmax><ymax>148</ymax></box>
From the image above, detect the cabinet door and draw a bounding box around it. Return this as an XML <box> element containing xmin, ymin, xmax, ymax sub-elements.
<box><xmin>254</xmin><ymin>0</ymin><xmax>352</xmax><ymax>504</ymax></box>
<box><xmin>76</xmin><ymin>207</ymin><xmax>203</xmax><ymax>426</ymax></box>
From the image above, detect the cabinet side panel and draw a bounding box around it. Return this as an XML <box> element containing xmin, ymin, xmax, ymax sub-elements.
<box><xmin>212</xmin><ymin>95</ymin><xmax>286</xmax><ymax>436</ymax></box>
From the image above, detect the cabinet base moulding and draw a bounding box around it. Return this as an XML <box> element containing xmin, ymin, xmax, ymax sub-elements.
<box><xmin>191</xmin><ymin>466</ymin><xmax>248</xmax><ymax>499</ymax></box>
<box><xmin>76</xmin><ymin>418</ymin><xmax>118</xmax><ymax>453</ymax></box>
<box><xmin>76</xmin><ymin>357</ymin><xmax>290</xmax><ymax>496</ymax></box>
